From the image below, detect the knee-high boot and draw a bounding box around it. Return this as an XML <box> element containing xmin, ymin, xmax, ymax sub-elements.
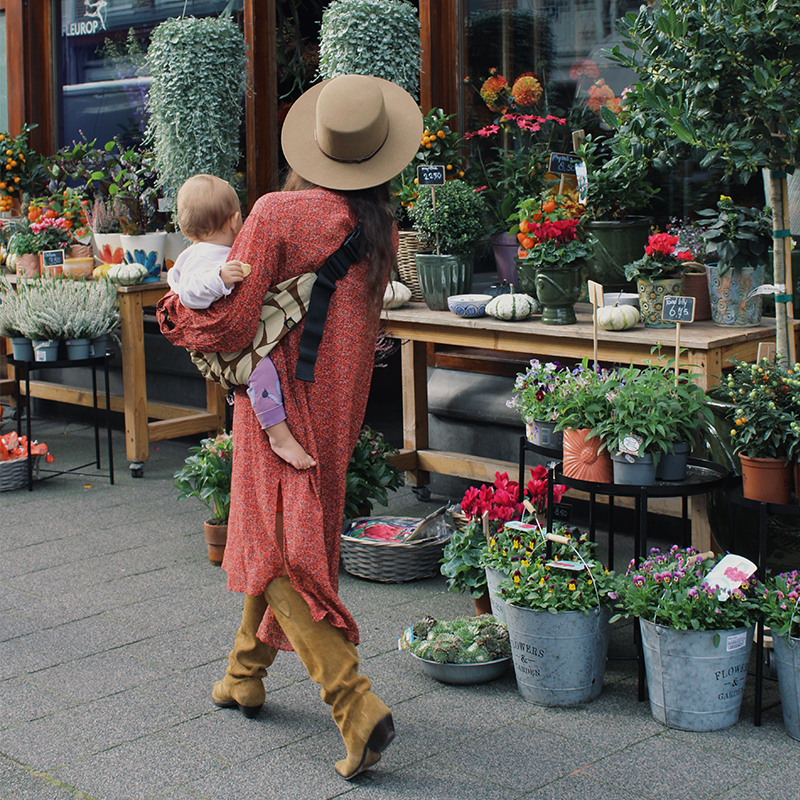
<box><xmin>263</xmin><ymin>576</ymin><xmax>395</xmax><ymax>779</ymax></box>
<box><xmin>212</xmin><ymin>593</ymin><xmax>278</xmax><ymax>718</ymax></box>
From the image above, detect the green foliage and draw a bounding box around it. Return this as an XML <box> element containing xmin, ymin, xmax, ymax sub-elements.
<box><xmin>343</xmin><ymin>426</ymin><xmax>404</xmax><ymax>519</ymax></box>
<box><xmin>0</xmin><ymin>123</ymin><xmax>49</xmax><ymax>203</ymax></box>
<box><xmin>146</xmin><ymin>15</ymin><xmax>246</xmax><ymax>213</ymax></box>
<box><xmin>440</xmin><ymin>517</ymin><xmax>488</xmax><ymax>598</ymax></box>
<box><xmin>508</xmin><ymin>359</ymin><xmax>570</xmax><ymax>423</ymax></box>
<box><xmin>615</xmin><ymin>546</ymin><xmax>761</xmax><ymax>632</ymax></box>
<box><xmin>497</xmin><ymin>526</ymin><xmax>617</xmax><ymax>613</ymax></box>
<box><xmin>552</xmin><ymin>358</ymin><xmax>614</xmax><ymax>434</ymax></box>
<box><xmin>401</xmin><ymin>614</ymin><xmax>511</xmax><ymax>664</ymax></box>
<box><xmin>318</xmin><ymin>0</ymin><xmax>421</xmax><ymax>98</ymax></box>
<box><xmin>607</xmin><ymin>0</ymin><xmax>800</xmax><ymax>183</ymax></box>
<box><xmin>761</xmin><ymin>571</ymin><xmax>800</xmax><ymax>639</ymax></box>
<box><xmin>697</xmin><ymin>195</ymin><xmax>773</xmax><ymax>275</ymax></box>
<box><xmin>408</xmin><ymin>179</ymin><xmax>487</xmax><ymax>255</ymax></box>
<box><xmin>7</xmin><ymin>230</ymin><xmax>41</xmax><ymax>256</ymax></box>
<box><xmin>0</xmin><ymin>279</ymin><xmax>23</xmax><ymax>338</ymax></box>
<box><xmin>174</xmin><ymin>433</ymin><xmax>234</xmax><ymax>524</ymax></box>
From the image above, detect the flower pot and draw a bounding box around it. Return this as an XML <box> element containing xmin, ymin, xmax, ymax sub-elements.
<box><xmin>656</xmin><ymin>442</ymin><xmax>691</xmax><ymax>481</ymax></box>
<box><xmin>204</xmin><ymin>519</ymin><xmax>228</xmax><ymax>566</ymax></box>
<box><xmin>490</xmin><ymin>232</ymin><xmax>520</xmax><ymax>288</ymax></box>
<box><xmin>396</xmin><ymin>230</ymin><xmax>426</xmax><ymax>301</ymax></box>
<box><xmin>69</xmin><ymin>243</ymin><xmax>93</xmax><ymax>259</ymax></box>
<box><xmin>682</xmin><ymin>269</ymin><xmax>712</xmax><ymax>321</ymax></box>
<box><xmin>62</xmin><ymin>258</ymin><xmax>95</xmax><ymax>279</ymax></box>
<box><xmin>120</xmin><ymin>231</ymin><xmax>168</xmax><ymax>282</ymax></box>
<box><xmin>639</xmin><ymin>619</ymin><xmax>754</xmax><ymax>731</ymax></box>
<box><xmin>164</xmin><ymin>231</ymin><xmax>190</xmax><ymax>270</ymax></box>
<box><xmin>65</xmin><ymin>339</ymin><xmax>91</xmax><ymax>360</ymax></box>
<box><xmin>706</xmin><ymin>263</ymin><xmax>765</xmax><ymax>327</ymax></box>
<box><xmin>562</xmin><ymin>428</ymin><xmax>613</xmax><ymax>483</ymax></box>
<box><xmin>9</xmin><ymin>337</ymin><xmax>34</xmax><ymax>362</ymax></box>
<box><xmin>530</xmin><ymin>261</ymin><xmax>584</xmax><ymax>325</ymax></box>
<box><xmin>473</xmin><ymin>590</ymin><xmax>492</xmax><ymax>616</ymax></box>
<box><xmin>525</xmin><ymin>418</ymin><xmax>563</xmax><ymax>451</ymax></box>
<box><xmin>636</xmin><ymin>275</ymin><xmax>685</xmax><ymax>327</ymax></box>
<box><xmin>611</xmin><ymin>451</ymin><xmax>656</xmax><ymax>486</ymax></box>
<box><xmin>485</xmin><ymin>566</ymin><xmax>508</xmax><ymax>624</ymax></box>
<box><xmin>15</xmin><ymin>253</ymin><xmax>40</xmax><ymax>278</ymax></box>
<box><xmin>505</xmin><ymin>604</ymin><xmax>610</xmax><ymax>706</ymax></box>
<box><xmin>770</xmin><ymin>634</ymin><xmax>800</xmax><ymax>741</ymax></box>
<box><xmin>739</xmin><ymin>454</ymin><xmax>793</xmax><ymax>504</ymax></box>
<box><xmin>32</xmin><ymin>340</ymin><xmax>60</xmax><ymax>362</ymax></box>
<box><xmin>415</xmin><ymin>252</ymin><xmax>473</xmax><ymax>311</ymax></box>
<box><xmin>90</xmin><ymin>334</ymin><xmax>110</xmax><ymax>357</ymax></box>
<box><xmin>92</xmin><ymin>233</ymin><xmax>124</xmax><ymax>265</ymax></box>
<box><xmin>584</xmin><ymin>217</ymin><xmax>652</xmax><ymax>291</ymax></box>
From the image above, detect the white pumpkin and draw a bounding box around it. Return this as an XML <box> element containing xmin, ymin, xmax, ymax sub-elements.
<box><xmin>383</xmin><ymin>280</ymin><xmax>412</xmax><ymax>309</ymax></box>
<box><xmin>485</xmin><ymin>288</ymin><xmax>538</xmax><ymax>321</ymax></box>
<box><xmin>597</xmin><ymin>303</ymin><xmax>640</xmax><ymax>331</ymax></box>
<box><xmin>106</xmin><ymin>263</ymin><xmax>149</xmax><ymax>286</ymax></box>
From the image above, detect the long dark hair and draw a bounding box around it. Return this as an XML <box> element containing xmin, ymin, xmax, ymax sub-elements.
<box><xmin>282</xmin><ymin>170</ymin><xmax>395</xmax><ymax>296</ymax></box>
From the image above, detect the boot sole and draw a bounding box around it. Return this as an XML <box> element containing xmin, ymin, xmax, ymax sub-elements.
<box><xmin>336</xmin><ymin>713</ymin><xmax>395</xmax><ymax>781</ymax></box>
<box><xmin>212</xmin><ymin>698</ymin><xmax>262</xmax><ymax>719</ymax></box>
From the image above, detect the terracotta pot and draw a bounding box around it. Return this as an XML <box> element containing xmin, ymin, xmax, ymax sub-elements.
<box><xmin>204</xmin><ymin>519</ymin><xmax>228</xmax><ymax>566</ymax></box>
<box><xmin>682</xmin><ymin>268</ymin><xmax>712</xmax><ymax>321</ymax></box>
<box><xmin>740</xmin><ymin>455</ymin><xmax>793</xmax><ymax>505</ymax></box>
<box><xmin>562</xmin><ymin>428</ymin><xmax>613</xmax><ymax>483</ymax></box>
<box><xmin>15</xmin><ymin>253</ymin><xmax>40</xmax><ymax>278</ymax></box>
<box><xmin>69</xmin><ymin>243</ymin><xmax>94</xmax><ymax>259</ymax></box>
<box><xmin>473</xmin><ymin>590</ymin><xmax>492</xmax><ymax>616</ymax></box>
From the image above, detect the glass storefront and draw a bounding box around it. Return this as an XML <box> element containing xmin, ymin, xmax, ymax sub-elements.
<box><xmin>0</xmin><ymin>11</ymin><xmax>7</xmax><ymax>133</ymax></box>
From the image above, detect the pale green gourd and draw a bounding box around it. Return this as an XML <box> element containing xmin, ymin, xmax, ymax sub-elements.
<box><xmin>485</xmin><ymin>288</ymin><xmax>537</xmax><ymax>321</ymax></box>
<box><xmin>106</xmin><ymin>263</ymin><xmax>149</xmax><ymax>286</ymax></box>
<box><xmin>597</xmin><ymin>303</ymin><xmax>640</xmax><ymax>330</ymax></box>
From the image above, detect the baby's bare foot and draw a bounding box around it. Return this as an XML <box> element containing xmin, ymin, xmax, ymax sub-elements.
<box><xmin>266</xmin><ymin>421</ymin><xmax>316</xmax><ymax>470</ymax></box>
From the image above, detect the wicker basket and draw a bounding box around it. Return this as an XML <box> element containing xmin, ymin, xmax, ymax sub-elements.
<box><xmin>396</xmin><ymin>230</ymin><xmax>427</xmax><ymax>302</ymax></box>
<box><xmin>340</xmin><ymin>526</ymin><xmax>451</xmax><ymax>583</ymax></box>
<box><xmin>0</xmin><ymin>456</ymin><xmax>38</xmax><ymax>492</ymax></box>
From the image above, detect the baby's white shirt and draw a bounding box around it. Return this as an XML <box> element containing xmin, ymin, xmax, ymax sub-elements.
<box><xmin>167</xmin><ymin>242</ymin><xmax>235</xmax><ymax>310</ymax></box>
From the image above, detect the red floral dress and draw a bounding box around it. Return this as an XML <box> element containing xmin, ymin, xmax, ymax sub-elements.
<box><xmin>157</xmin><ymin>188</ymin><xmax>390</xmax><ymax>649</ymax></box>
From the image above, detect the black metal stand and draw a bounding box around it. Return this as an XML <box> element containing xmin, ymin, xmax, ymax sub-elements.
<box><xmin>9</xmin><ymin>354</ymin><xmax>114</xmax><ymax>489</ymax></box>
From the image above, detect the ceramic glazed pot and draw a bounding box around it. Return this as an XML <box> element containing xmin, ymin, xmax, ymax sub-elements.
<box><xmin>165</xmin><ymin>231</ymin><xmax>190</xmax><ymax>270</ymax></box>
<box><xmin>204</xmin><ymin>520</ymin><xmax>228</xmax><ymax>566</ymax></box>
<box><xmin>92</xmin><ymin>233</ymin><xmax>124</xmax><ymax>265</ymax></box>
<box><xmin>584</xmin><ymin>217</ymin><xmax>652</xmax><ymax>291</ymax></box>
<box><xmin>15</xmin><ymin>253</ymin><xmax>40</xmax><ymax>278</ymax></box>
<box><xmin>531</xmin><ymin>261</ymin><xmax>583</xmax><ymax>325</ymax></box>
<box><xmin>739</xmin><ymin>454</ymin><xmax>793</xmax><ymax>504</ymax></box>
<box><xmin>120</xmin><ymin>231</ymin><xmax>168</xmax><ymax>282</ymax></box>
<box><xmin>562</xmin><ymin>428</ymin><xmax>613</xmax><ymax>483</ymax></box>
<box><xmin>415</xmin><ymin>252</ymin><xmax>473</xmax><ymax>311</ymax></box>
<box><xmin>637</xmin><ymin>275</ymin><xmax>685</xmax><ymax>327</ymax></box>
<box><xmin>490</xmin><ymin>232</ymin><xmax>520</xmax><ymax>288</ymax></box>
<box><xmin>706</xmin><ymin>263</ymin><xmax>765</xmax><ymax>327</ymax></box>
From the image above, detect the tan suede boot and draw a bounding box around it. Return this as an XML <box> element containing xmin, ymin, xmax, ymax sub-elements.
<box><xmin>212</xmin><ymin>593</ymin><xmax>278</xmax><ymax>718</ymax></box>
<box><xmin>263</xmin><ymin>577</ymin><xmax>394</xmax><ymax>779</ymax></box>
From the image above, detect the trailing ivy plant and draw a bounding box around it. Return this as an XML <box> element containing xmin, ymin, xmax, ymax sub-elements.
<box><xmin>145</xmin><ymin>14</ymin><xmax>246</xmax><ymax>213</ymax></box>
<box><xmin>318</xmin><ymin>0</ymin><xmax>421</xmax><ymax>99</ymax></box>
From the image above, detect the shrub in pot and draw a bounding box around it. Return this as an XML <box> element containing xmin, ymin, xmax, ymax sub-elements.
<box><xmin>342</xmin><ymin>426</ymin><xmax>403</xmax><ymax>520</ymax></box>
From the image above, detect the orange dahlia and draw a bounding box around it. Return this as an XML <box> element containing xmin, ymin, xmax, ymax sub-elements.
<box><xmin>511</xmin><ymin>75</ymin><xmax>542</xmax><ymax>107</ymax></box>
<box><xmin>480</xmin><ymin>75</ymin><xmax>509</xmax><ymax>110</ymax></box>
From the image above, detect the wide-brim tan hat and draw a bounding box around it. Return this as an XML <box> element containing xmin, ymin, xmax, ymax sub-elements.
<box><xmin>281</xmin><ymin>74</ymin><xmax>423</xmax><ymax>191</ymax></box>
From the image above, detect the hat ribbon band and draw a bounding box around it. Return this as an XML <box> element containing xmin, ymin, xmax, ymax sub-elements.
<box><xmin>314</xmin><ymin>125</ymin><xmax>389</xmax><ymax>164</ymax></box>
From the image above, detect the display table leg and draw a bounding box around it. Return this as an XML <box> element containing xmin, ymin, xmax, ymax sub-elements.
<box><xmin>118</xmin><ymin>292</ymin><xmax>149</xmax><ymax>465</ymax></box>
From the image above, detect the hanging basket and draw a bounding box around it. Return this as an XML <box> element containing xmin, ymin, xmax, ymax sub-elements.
<box><xmin>396</xmin><ymin>230</ymin><xmax>427</xmax><ymax>302</ymax></box>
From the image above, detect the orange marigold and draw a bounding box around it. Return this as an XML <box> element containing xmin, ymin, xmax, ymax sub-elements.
<box><xmin>511</xmin><ymin>75</ymin><xmax>543</xmax><ymax>107</ymax></box>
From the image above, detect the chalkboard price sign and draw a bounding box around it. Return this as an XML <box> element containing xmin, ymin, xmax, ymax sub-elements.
<box><xmin>41</xmin><ymin>249</ymin><xmax>65</xmax><ymax>268</ymax></box>
<box><xmin>552</xmin><ymin>503</ymin><xmax>572</xmax><ymax>522</ymax></box>
<box><xmin>661</xmin><ymin>295</ymin><xmax>695</xmax><ymax>323</ymax></box>
<box><xmin>417</xmin><ymin>165</ymin><xmax>446</xmax><ymax>186</ymax></box>
<box><xmin>548</xmin><ymin>152</ymin><xmax>581</xmax><ymax>175</ymax></box>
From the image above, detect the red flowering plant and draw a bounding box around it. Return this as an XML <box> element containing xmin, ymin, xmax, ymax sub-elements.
<box><xmin>624</xmin><ymin>231</ymin><xmax>694</xmax><ymax>282</ymax></box>
<box><xmin>464</xmin><ymin>68</ymin><xmax>567</xmax><ymax>234</ymax></box>
<box><xmin>514</xmin><ymin>194</ymin><xmax>591</xmax><ymax>269</ymax></box>
<box><xmin>26</xmin><ymin>188</ymin><xmax>92</xmax><ymax>251</ymax></box>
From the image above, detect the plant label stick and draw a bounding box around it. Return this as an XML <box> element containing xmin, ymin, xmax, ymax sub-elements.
<box><xmin>482</xmin><ymin>509</ymin><xmax>490</xmax><ymax>543</ymax></box>
<box><xmin>587</xmin><ymin>280</ymin><xmax>604</xmax><ymax>367</ymax></box>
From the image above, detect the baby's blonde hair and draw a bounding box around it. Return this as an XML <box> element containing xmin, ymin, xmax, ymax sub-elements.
<box><xmin>177</xmin><ymin>174</ymin><xmax>240</xmax><ymax>241</ymax></box>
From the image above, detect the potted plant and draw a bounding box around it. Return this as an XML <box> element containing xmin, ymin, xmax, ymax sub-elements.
<box><xmin>399</xmin><ymin>614</ymin><xmax>512</xmax><ymax>685</ymax></box>
<box><xmin>85</xmin><ymin>197</ymin><xmax>124</xmax><ymax>265</ymax></box>
<box><xmin>513</xmin><ymin>194</ymin><xmax>592</xmax><ymax>325</ymax></box>
<box><xmin>507</xmin><ymin>358</ymin><xmax>571</xmax><ymax>449</ymax></box>
<box><xmin>0</xmin><ymin>278</ymin><xmax>33</xmax><ymax>361</ymax></box>
<box><xmin>698</xmin><ymin>196</ymin><xmax>773</xmax><ymax>327</ymax></box>
<box><xmin>761</xmin><ymin>570</ymin><xmax>800</xmax><ymax>740</ymax></box>
<box><xmin>614</xmin><ymin>546</ymin><xmax>761</xmax><ymax>731</ymax></box>
<box><xmin>7</xmin><ymin>229</ymin><xmax>42</xmax><ymax>277</ymax></box>
<box><xmin>407</xmin><ymin>179</ymin><xmax>487</xmax><ymax>310</ymax></box>
<box><xmin>27</xmin><ymin>188</ymin><xmax>93</xmax><ymax>263</ymax></box>
<box><xmin>667</xmin><ymin>217</ymin><xmax>711</xmax><ymax>321</ymax></box>
<box><xmin>497</xmin><ymin>526</ymin><xmax>618</xmax><ymax>705</ymax></box>
<box><xmin>174</xmin><ymin>432</ymin><xmax>233</xmax><ymax>565</ymax></box>
<box><xmin>552</xmin><ymin>359</ymin><xmax>615</xmax><ymax>483</ymax></box>
<box><xmin>0</xmin><ymin>123</ymin><xmax>48</xmax><ymax>214</ymax></box>
<box><xmin>624</xmin><ymin>231</ymin><xmax>694</xmax><ymax>327</ymax></box>
<box><xmin>577</xmin><ymin>124</ymin><xmax>658</xmax><ymax>291</ymax></box>
<box><xmin>724</xmin><ymin>357</ymin><xmax>800</xmax><ymax>504</ymax></box>
<box><xmin>343</xmin><ymin>426</ymin><xmax>404</xmax><ymax>520</ymax></box>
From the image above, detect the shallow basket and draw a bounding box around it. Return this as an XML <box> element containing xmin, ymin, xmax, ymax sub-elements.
<box><xmin>0</xmin><ymin>456</ymin><xmax>39</xmax><ymax>491</ymax></box>
<box><xmin>396</xmin><ymin>230</ymin><xmax>427</xmax><ymax>302</ymax></box>
<box><xmin>340</xmin><ymin>529</ymin><xmax>451</xmax><ymax>583</ymax></box>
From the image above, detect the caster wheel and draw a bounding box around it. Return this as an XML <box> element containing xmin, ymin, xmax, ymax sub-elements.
<box><xmin>129</xmin><ymin>462</ymin><xmax>145</xmax><ymax>478</ymax></box>
<box><xmin>412</xmin><ymin>486</ymin><xmax>431</xmax><ymax>502</ymax></box>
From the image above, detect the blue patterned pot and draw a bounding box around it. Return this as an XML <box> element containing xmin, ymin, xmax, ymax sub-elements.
<box><xmin>636</xmin><ymin>276</ymin><xmax>685</xmax><ymax>328</ymax></box>
<box><xmin>706</xmin><ymin>263</ymin><xmax>765</xmax><ymax>327</ymax></box>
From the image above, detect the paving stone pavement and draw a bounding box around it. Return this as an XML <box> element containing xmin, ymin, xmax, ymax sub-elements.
<box><xmin>1</xmin><ymin>417</ymin><xmax>798</xmax><ymax>800</ymax></box>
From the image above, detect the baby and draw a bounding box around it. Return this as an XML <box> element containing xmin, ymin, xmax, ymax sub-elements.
<box><xmin>168</xmin><ymin>174</ymin><xmax>316</xmax><ymax>470</ymax></box>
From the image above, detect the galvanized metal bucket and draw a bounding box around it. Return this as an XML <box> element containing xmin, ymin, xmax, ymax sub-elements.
<box><xmin>505</xmin><ymin>604</ymin><xmax>610</xmax><ymax>706</ymax></box>
<box><xmin>771</xmin><ymin>634</ymin><xmax>800</xmax><ymax>740</ymax></box>
<box><xmin>485</xmin><ymin>567</ymin><xmax>508</xmax><ymax>624</ymax></box>
<box><xmin>639</xmin><ymin>619</ymin><xmax>754</xmax><ymax>731</ymax></box>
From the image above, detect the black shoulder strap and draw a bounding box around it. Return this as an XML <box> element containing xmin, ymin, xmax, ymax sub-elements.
<box><xmin>295</xmin><ymin>225</ymin><xmax>363</xmax><ymax>382</ymax></box>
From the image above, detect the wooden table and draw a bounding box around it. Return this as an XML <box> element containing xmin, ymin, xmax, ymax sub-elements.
<box><xmin>3</xmin><ymin>281</ymin><xmax>225</xmax><ymax>475</ymax></box>
<box><xmin>382</xmin><ymin>303</ymin><xmax>799</xmax><ymax>548</ymax></box>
